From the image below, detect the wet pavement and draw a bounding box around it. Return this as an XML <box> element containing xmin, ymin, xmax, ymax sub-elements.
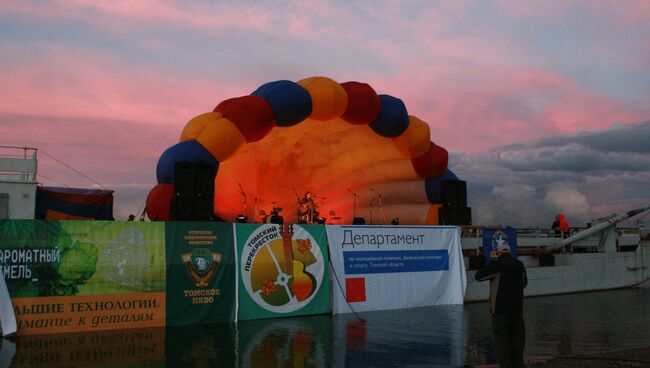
<box><xmin>526</xmin><ymin>346</ymin><xmax>650</xmax><ymax>368</ymax></box>
<box><xmin>1</xmin><ymin>283</ymin><xmax>649</xmax><ymax>367</ymax></box>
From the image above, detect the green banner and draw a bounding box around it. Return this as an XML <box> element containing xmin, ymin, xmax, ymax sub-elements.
<box><xmin>0</xmin><ymin>220</ymin><xmax>166</xmax><ymax>297</ymax></box>
<box><xmin>165</xmin><ymin>222</ymin><xmax>236</xmax><ymax>325</ymax></box>
<box><xmin>235</xmin><ymin>224</ymin><xmax>330</xmax><ymax>320</ymax></box>
<box><xmin>0</xmin><ymin>220</ymin><xmax>167</xmax><ymax>334</ymax></box>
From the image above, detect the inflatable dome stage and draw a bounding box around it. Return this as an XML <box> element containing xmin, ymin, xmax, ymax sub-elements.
<box><xmin>146</xmin><ymin>76</ymin><xmax>462</xmax><ymax>225</ymax></box>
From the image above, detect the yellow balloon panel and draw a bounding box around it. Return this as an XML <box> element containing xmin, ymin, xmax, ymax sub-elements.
<box><xmin>393</xmin><ymin>115</ymin><xmax>431</xmax><ymax>158</ymax></box>
<box><xmin>298</xmin><ymin>77</ymin><xmax>348</xmax><ymax>121</ymax></box>
<box><xmin>214</xmin><ymin>118</ymin><xmax>430</xmax><ymax>224</ymax></box>
<box><xmin>196</xmin><ymin>117</ymin><xmax>246</xmax><ymax>162</ymax></box>
<box><xmin>179</xmin><ymin>112</ymin><xmax>223</xmax><ymax>142</ymax></box>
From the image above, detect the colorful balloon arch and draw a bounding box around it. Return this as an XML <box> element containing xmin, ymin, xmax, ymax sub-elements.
<box><xmin>146</xmin><ymin>76</ymin><xmax>459</xmax><ymax>225</ymax></box>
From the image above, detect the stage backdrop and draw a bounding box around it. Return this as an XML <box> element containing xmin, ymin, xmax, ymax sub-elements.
<box><xmin>326</xmin><ymin>225</ymin><xmax>466</xmax><ymax>314</ymax></box>
<box><xmin>235</xmin><ymin>224</ymin><xmax>330</xmax><ymax>320</ymax></box>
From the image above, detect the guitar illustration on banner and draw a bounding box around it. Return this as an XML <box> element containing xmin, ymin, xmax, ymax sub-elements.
<box><xmin>282</xmin><ymin>224</ymin><xmax>315</xmax><ymax>302</ymax></box>
<box><xmin>249</xmin><ymin>224</ymin><xmax>318</xmax><ymax>307</ymax></box>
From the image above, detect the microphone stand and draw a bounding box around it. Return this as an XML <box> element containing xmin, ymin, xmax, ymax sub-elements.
<box><xmin>369</xmin><ymin>197</ymin><xmax>375</xmax><ymax>225</ymax></box>
<box><xmin>347</xmin><ymin>189</ymin><xmax>359</xmax><ymax>221</ymax></box>
<box><xmin>378</xmin><ymin>193</ymin><xmax>385</xmax><ymax>225</ymax></box>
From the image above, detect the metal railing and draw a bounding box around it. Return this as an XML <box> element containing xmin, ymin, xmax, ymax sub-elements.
<box><xmin>0</xmin><ymin>145</ymin><xmax>38</xmax><ymax>183</ymax></box>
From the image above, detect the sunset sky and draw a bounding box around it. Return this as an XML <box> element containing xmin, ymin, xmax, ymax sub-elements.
<box><xmin>1</xmin><ymin>1</ymin><xmax>649</xmax><ymax>226</ymax></box>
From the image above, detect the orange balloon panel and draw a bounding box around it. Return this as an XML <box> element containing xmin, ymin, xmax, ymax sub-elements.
<box><xmin>196</xmin><ymin>117</ymin><xmax>246</xmax><ymax>162</ymax></box>
<box><xmin>426</xmin><ymin>204</ymin><xmax>442</xmax><ymax>225</ymax></box>
<box><xmin>214</xmin><ymin>118</ymin><xmax>428</xmax><ymax>224</ymax></box>
<box><xmin>298</xmin><ymin>77</ymin><xmax>348</xmax><ymax>121</ymax></box>
<box><xmin>393</xmin><ymin>115</ymin><xmax>431</xmax><ymax>158</ymax></box>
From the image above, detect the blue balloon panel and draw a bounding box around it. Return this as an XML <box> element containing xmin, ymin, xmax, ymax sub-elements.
<box><xmin>251</xmin><ymin>80</ymin><xmax>312</xmax><ymax>127</ymax></box>
<box><xmin>156</xmin><ymin>140</ymin><xmax>219</xmax><ymax>183</ymax></box>
<box><xmin>369</xmin><ymin>94</ymin><xmax>409</xmax><ymax>138</ymax></box>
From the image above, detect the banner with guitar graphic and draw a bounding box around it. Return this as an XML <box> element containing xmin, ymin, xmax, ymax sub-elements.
<box><xmin>235</xmin><ymin>224</ymin><xmax>330</xmax><ymax>320</ymax></box>
<box><xmin>326</xmin><ymin>225</ymin><xmax>466</xmax><ymax>314</ymax></box>
<box><xmin>165</xmin><ymin>222</ymin><xmax>236</xmax><ymax>325</ymax></box>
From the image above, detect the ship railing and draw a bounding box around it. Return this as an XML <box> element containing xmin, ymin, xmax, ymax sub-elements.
<box><xmin>461</xmin><ymin>226</ymin><xmax>601</xmax><ymax>259</ymax></box>
<box><xmin>461</xmin><ymin>226</ymin><xmax>577</xmax><ymax>240</ymax></box>
<box><xmin>0</xmin><ymin>145</ymin><xmax>38</xmax><ymax>183</ymax></box>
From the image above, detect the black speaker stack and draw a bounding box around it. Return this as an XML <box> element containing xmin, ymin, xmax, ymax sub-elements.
<box><xmin>171</xmin><ymin>162</ymin><xmax>216</xmax><ymax>221</ymax></box>
<box><xmin>438</xmin><ymin>180</ymin><xmax>471</xmax><ymax>226</ymax></box>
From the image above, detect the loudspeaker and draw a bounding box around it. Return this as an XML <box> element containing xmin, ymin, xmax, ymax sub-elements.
<box><xmin>439</xmin><ymin>206</ymin><xmax>472</xmax><ymax>226</ymax></box>
<box><xmin>174</xmin><ymin>162</ymin><xmax>216</xmax><ymax>199</ymax></box>
<box><xmin>441</xmin><ymin>180</ymin><xmax>467</xmax><ymax>207</ymax></box>
<box><xmin>353</xmin><ymin>217</ymin><xmax>366</xmax><ymax>225</ymax></box>
<box><xmin>194</xmin><ymin>164</ymin><xmax>216</xmax><ymax>198</ymax></box>
<box><xmin>174</xmin><ymin>162</ymin><xmax>196</xmax><ymax>198</ymax></box>
<box><xmin>270</xmin><ymin>215</ymin><xmax>284</xmax><ymax>224</ymax></box>
<box><xmin>171</xmin><ymin>198</ymin><xmax>214</xmax><ymax>221</ymax></box>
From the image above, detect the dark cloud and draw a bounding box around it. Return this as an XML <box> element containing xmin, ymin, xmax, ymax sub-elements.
<box><xmin>505</xmin><ymin>120</ymin><xmax>650</xmax><ymax>153</ymax></box>
<box><xmin>452</xmin><ymin>121</ymin><xmax>650</xmax><ymax>228</ymax></box>
<box><xmin>490</xmin><ymin>121</ymin><xmax>650</xmax><ymax>172</ymax></box>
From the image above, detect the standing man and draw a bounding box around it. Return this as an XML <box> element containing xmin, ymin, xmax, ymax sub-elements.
<box><xmin>475</xmin><ymin>243</ymin><xmax>527</xmax><ymax>368</ymax></box>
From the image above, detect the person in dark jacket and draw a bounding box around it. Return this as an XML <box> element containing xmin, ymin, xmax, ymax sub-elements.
<box><xmin>475</xmin><ymin>243</ymin><xmax>527</xmax><ymax>368</ymax></box>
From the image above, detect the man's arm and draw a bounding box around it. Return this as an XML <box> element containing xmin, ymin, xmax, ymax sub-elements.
<box><xmin>522</xmin><ymin>267</ymin><xmax>528</xmax><ymax>289</ymax></box>
<box><xmin>474</xmin><ymin>261</ymin><xmax>500</xmax><ymax>282</ymax></box>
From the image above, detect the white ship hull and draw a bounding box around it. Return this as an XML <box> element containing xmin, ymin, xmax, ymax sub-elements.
<box><xmin>462</xmin><ymin>227</ymin><xmax>650</xmax><ymax>302</ymax></box>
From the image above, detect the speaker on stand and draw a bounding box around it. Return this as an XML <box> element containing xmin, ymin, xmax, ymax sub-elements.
<box><xmin>439</xmin><ymin>180</ymin><xmax>471</xmax><ymax>226</ymax></box>
<box><xmin>171</xmin><ymin>162</ymin><xmax>216</xmax><ymax>221</ymax></box>
<box><xmin>441</xmin><ymin>180</ymin><xmax>467</xmax><ymax>207</ymax></box>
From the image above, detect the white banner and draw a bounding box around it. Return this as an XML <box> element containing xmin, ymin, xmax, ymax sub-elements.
<box><xmin>326</xmin><ymin>225</ymin><xmax>466</xmax><ymax>314</ymax></box>
<box><xmin>0</xmin><ymin>273</ymin><xmax>17</xmax><ymax>336</ymax></box>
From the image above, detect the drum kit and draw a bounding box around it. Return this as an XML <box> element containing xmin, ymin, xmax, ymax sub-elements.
<box><xmin>258</xmin><ymin>206</ymin><xmax>284</xmax><ymax>224</ymax></box>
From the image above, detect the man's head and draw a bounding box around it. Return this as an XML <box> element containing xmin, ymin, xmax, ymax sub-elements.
<box><xmin>305</xmin><ymin>191</ymin><xmax>312</xmax><ymax>199</ymax></box>
<box><xmin>498</xmin><ymin>243</ymin><xmax>511</xmax><ymax>255</ymax></box>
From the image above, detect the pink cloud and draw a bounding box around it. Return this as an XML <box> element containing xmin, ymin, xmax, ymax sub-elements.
<box><xmin>496</xmin><ymin>0</ymin><xmax>650</xmax><ymax>25</ymax></box>
<box><xmin>0</xmin><ymin>1</ymin><xmax>272</xmax><ymax>33</ymax></box>
<box><xmin>2</xmin><ymin>0</ymin><xmax>648</xmax><ymax>157</ymax></box>
<box><xmin>2</xmin><ymin>42</ymin><xmax>646</xmax><ymax>158</ymax></box>
<box><xmin>0</xmin><ymin>46</ymin><xmax>260</xmax><ymax>126</ymax></box>
<box><xmin>371</xmin><ymin>65</ymin><xmax>647</xmax><ymax>153</ymax></box>
<box><xmin>494</xmin><ymin>1</ymin><xmax>574</xmax><ymax>18</ymax></box>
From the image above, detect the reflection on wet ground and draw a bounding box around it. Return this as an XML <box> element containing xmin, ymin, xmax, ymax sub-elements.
<box><xmin>2</xmin><ymin>285</ymin><xmax>649</xmax><ymax>367</ymax></box>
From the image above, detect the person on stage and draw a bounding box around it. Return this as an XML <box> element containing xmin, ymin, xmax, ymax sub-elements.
<box><xmin>297</xmin><ymin>191</ymin><xmax>319</xmax><ymax>223</ymax></box>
